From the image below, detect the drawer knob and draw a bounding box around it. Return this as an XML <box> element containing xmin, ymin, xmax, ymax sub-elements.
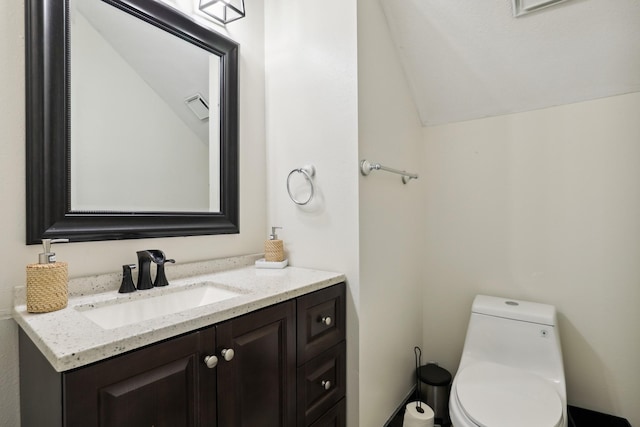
<box><xmin>321</xmin><ymin>316</ymin><xmax>332</xmax><ymax>326</ymax></box>
<box><xmin>221</xmin><ymin>348</ymin><xmax>235</xmax><ymax>361</ymax></box>
<box><xmin>321</xmin><ymin>380</ymin><xmax>332</xmax><ymax>390</ymax></box>
<box><xmin>204</xmin><ymin>355</ymin><xmax>218</xmax><ymax>369</ymax></box>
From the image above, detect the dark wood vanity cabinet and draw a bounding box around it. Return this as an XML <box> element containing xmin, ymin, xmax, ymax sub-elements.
<box><xmin>64</xmin><ymin>328</ymin><xmax>216</xmax><ymax>427</ymax></box>
<box><xmin>65</xmin><ymin>300</ymin><xmax>295</xmax><ymax>427</ymax></box>
<box><xmin>215</xmin><ymin>301</ymin><xmax>297</xmax><ymax>426</ymax></box>
<box><xmin>19</xmin><ymin>283</ymin><xmax>345</xmax><ymax>427</ymax></box>
<box><xmin>296</xmin><ymin>283</ymin><xmax>347</xmax><ymax>427</ymax></box>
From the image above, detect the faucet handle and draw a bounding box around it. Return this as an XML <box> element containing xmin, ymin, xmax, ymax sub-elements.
<box><xmin>153</xmin><ymin>257</ymin><xmax>175</xmax><ymax>287</ymax></box>
<box><xmin>118</xmin><ymin>264</ymin><xmax>137</xmax><ymax>293</ymax></box>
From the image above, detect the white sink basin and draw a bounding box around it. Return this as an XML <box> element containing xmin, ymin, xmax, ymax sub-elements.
<box><xmin>76</xmin><ymin>283</ymin><xmax>243</xmax><ymax>330</ymax></box>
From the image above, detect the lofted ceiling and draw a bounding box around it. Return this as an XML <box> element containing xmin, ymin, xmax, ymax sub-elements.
<box><xmin>74</xmin><ymin>0</ymin><xmax>212</xmax><ymax>142</ymax></box>
<box><xmin>379</xmin><ymin>0</ymin><xmax>640</xmax><ymax>126</ymax></box>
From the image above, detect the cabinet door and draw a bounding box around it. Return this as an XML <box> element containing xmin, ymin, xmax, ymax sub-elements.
<box><xmin>64</xmin><ymin>328</ymin><xmax>216</xmax><ymax>427</ymax></box>
<box><xmin>216</xmin><ymin>300</ymin><xmax>296</xmax><ymax>427</ymax></box>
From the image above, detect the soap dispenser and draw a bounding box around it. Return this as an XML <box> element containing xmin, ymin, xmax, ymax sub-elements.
<box><xmin>26</xmin><ymin>239</ymin><xmax>69</xmax><ymax>313</ymax></box>
<box><xmin>264</xmin><ymin>226</ymin><xmax>285</xmax><ymax>262</ymax></box>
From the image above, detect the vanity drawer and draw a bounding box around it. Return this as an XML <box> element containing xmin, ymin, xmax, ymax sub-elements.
<box><xmin>309</xmin><ymin>398</ymin><xmax>346</xmax><ymax>427</ymax></box>
<box><xmin>297</xmin><ymin>342</ymin><xmax>346</xmax><ymax>427</ymax></box>
<box><xmin>297</xmin><ymin>282</ymin><xmax>346</xmax><ymax>365</ymax></box>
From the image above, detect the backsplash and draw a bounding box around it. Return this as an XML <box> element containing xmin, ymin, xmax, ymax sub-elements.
<box><xmin>14</xmin><ymin>253</ymin><xmax>262</xmax><ymax>305</ymax></box>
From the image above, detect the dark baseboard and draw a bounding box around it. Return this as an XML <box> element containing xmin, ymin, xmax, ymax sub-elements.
<box><xmin>568</xmin><ymin>405</ymin><xmax>632</xmax><ymax>427</ymax></box>
<box><xmin>386</xmin><ymin>397</ymin><xmax>633</xmax><ymax>427</ymax></box>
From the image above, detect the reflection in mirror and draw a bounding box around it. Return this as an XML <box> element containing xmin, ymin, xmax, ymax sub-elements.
<box><xmin>70</xmin><ymin>0</ymin><xmax>220</xmax><ymax>212</ymax></box>
<box><xmin>25</xmin><ymin>0</ymin><xmax>239</xmax><ymax>244</ymax></box>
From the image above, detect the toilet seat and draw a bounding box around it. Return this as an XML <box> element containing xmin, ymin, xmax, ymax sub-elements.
<box><xmin>455</xmin><ymin>361</ymin><xmax>563</xmax><ymax>427</ymax></box>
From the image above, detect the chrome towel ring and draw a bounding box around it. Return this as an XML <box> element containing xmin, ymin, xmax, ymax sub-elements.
<box><xmin>287</xmin><ymin>165</ymin><xmax>316</xmax><ymax>205</ymax></box>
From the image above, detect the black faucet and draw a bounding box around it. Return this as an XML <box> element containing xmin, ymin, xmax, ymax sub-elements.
<box><xmin>153</xmin><ymin>255</ymin><xmax>176</xmax><ymax>287</ymax></box>
<box><xmin>118</xmin><ymin>264</ymin><xmax>137</xmax><ymax>293</ymax></box>
<box><xmin>136</xmin><ymin>251</ymin><xmax>155</xmax><ymax>290</ymax></box>
<box><xmin>136</xmin><ymin>250</ymin><xmax>175</xmax><ymax>290</ymax></box>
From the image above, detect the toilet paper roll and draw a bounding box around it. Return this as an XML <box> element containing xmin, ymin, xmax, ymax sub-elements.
<box><xmin>403</xmin><ymin>401</ymin><xmax>434</xmax><ymax>427</ymax></box>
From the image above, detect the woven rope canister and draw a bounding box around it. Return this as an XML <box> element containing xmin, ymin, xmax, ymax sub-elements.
<box><xmin>264</xmin><ymin>240</ymin><xmax>284</xmax><ymax>262</ymax></box>
<box><xmin>26</xmin><ymin>262</ymin><xmax>68</xmax><ymax>313</ymax></box>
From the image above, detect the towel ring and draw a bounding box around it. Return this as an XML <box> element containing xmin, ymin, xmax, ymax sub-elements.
<box><xmin>287</xmin><ymin>165</ymin><xmax>316</xmax><ymax>205</ymax></box>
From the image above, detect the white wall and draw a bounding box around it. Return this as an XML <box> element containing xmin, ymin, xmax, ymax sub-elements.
<box><xmin>0</xmin><ymin>1</ymin><xmax>266</xmax><ymax>424</ymax></box>
<box><xmin>422</xmin><ymin>92</ymin><xmax>640</xmax><ymax>426</ymax></box>
<box><xmin>357</xmin><ymin>0</ymin><xmax>425</xmax><ymax>424</ymax></box>
<box><xmin>263</xmin><ymin>0</ymin><xmax>360</xmax><ymax>424</ymax></box>
<box><xmin>0</xmin><ymin>2</ymin><xmax>27</xmax><ymax>424</ymax></box>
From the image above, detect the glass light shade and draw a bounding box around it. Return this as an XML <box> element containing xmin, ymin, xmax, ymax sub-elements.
<box><xmin>199</xmin><ymin>0</ymin><xmax>245</xmax><ymax>24</ymax></box>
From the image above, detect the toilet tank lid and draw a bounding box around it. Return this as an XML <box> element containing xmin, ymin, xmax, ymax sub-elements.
<box><xmin>472</xmin><ymin>295</ymin><xmax>557</xmax><ymax>326</ymax></box>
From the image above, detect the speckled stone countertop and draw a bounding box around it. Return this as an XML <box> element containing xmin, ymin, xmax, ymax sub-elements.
<box><xmin>13</xmin><ymin>254</ymin><xmax>345</xmax><ymax>372</ymax></box>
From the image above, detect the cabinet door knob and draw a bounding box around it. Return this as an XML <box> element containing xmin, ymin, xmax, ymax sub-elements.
<box><xmin>321</xmin><ymin>380</ymin><xmax>331</xmax><ymax>390</ymax></box>
<box><xmin>321</xmin><ymin>316</ymin><xmax>332</xmax><ymax>326</ymax></box>
<box><xmin>221</xmin><ymin>348</ymin><xmax>235</xmax><ymax>361</ymax></box>
<box><xmin>204</xmin><ymin>355</ymin><xmax>218</xmax><ymax>369</ymax></box>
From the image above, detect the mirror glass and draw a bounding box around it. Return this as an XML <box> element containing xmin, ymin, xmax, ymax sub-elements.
<box><xmin>70</xmin><ymin>0</ymin><xmax>220</xmax><ymax>212</ymax></box>
<box><xmin>25</xmin><ymin>0</ymin><xmax>239</xmax><ymax>243</ymax></box>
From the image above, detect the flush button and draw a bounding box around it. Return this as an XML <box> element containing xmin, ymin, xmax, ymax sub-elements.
<box><xmin>505</xmin><ymin>301</ymin><xmax>519</xmax><ymax>306</ymax></box>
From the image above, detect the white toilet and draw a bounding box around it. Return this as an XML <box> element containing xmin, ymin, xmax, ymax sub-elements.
<box><xmin>449</xmin><ymin>295</ymin><xmax>567</xmax><ymax>427</ymax></box>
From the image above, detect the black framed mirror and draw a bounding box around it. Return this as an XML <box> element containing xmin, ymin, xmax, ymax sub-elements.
<box><xmin>25</xmin><ymin>0</ymin><xmax>239</xmax><ymax>244</ymax></box>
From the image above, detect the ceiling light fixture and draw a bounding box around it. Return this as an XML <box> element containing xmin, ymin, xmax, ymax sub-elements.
<box><xmin>199</xmin><ymin>0</ymin><xmax>245</xmax><ymax>24</ymax></box>
<box><xmin>512</xmin><ymin>0</ymin><xmax>570</xmax><ymax>17</ymax></box>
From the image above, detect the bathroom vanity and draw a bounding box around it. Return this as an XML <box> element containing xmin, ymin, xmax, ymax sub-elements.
<box><xmin>14</xmin><ymin>255</ymin><xmax>346</xmax><ymax>427</ymax></box>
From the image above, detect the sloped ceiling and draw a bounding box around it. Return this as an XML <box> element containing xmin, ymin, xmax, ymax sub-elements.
<box><xmin>74</xmin><ymin>0</ymin><xmax>211</xmax><ymax>142</ymax></box>
<box><xmin>380</xmin><ymin>0</ymin><xmax>640</xmax><ymax>126</ymax></box>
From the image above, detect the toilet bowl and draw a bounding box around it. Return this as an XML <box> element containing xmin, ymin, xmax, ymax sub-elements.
<box><xmin>449</xmin><ymin>295</ymin><xmax>567</xmax><ymax>427</ymax></box>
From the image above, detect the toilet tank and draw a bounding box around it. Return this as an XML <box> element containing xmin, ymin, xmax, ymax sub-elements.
<box><xmin>459</xmin><ymin>295</ymin><xmax>565</xmax><ymax>383</ymax></box>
